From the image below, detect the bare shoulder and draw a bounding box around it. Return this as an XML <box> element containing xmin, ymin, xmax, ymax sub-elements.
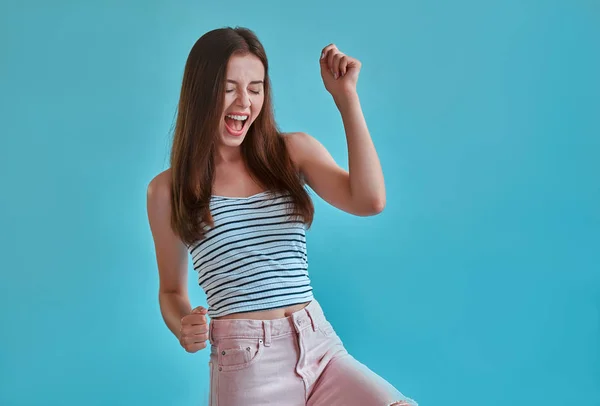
<box><xmin>146</xmin><ymin>168</ymin><xmax>174</xmax><ymax>232</ymax></box>
<box><xmin>147</xmin><ymin>168</ymin><xmax>172</xmax><ymax>212</ymax></box>
<box><xmin>281</xmin><ymin>132</ymin><xmax>320</xmax><ymax>166</ymax></box>
<box><xmin>281</xmin><ymin>131</ymin><xmax>314</xmax><ymax>149</ymax></box>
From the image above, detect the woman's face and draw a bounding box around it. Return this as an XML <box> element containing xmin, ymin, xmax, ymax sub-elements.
<box><xmin>218</xmin><ymin>53</ymin><xmax>266</xmax><ymax>149</ymax></box>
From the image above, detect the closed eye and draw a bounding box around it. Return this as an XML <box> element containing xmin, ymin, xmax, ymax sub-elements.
<box><xmin>225</xmin><ymin>89</ymin><xmax>261</xmax><ymax>95</ymax></box>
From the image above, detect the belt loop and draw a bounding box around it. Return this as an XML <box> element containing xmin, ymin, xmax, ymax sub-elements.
<box><xmin>208</xmin><ymin>320</ymin><xmax>214</xmax><ymax>345</ymax></box>
<box><xmin>305</xmin><ymin>306</ymin><xmax>318</xmax><ymax>332</ymax></box>
<box><xmin>262</xmin><ymin>321</ymin><xmax>272</xmax><ymax>347</ymax></box>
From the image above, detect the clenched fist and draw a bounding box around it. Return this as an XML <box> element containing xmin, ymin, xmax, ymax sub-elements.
<box><xmin>319</xmin><ymin>43</ymin><xmax>362</xmax><ymax>100</ymax></box>
<box><xmin>179</xmin><ymin>306</ymin><xmax>209</xmax><ymax>353</ymax></box>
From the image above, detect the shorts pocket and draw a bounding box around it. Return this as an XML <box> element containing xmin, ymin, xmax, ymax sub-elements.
<box><xmin>217</xmin><ymin>337</ymin><xmax>264</xmax><ymax>372</ymax></box>
<box><xmin>318</xmin><ymin>320</ymin><xmax>335</xmax><ymax>337</ymax></box>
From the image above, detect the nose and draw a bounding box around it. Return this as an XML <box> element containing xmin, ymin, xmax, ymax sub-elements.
<box><xmin>236</xmin><ymin>90</ymin><xmax>251</xmax><ymax>108</ymax></box>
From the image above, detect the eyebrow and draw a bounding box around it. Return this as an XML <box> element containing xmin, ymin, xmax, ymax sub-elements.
<box><xmin>226</xmin><ymin>80</ymin><xmax>264</xmax><ymax>85</ymax></box>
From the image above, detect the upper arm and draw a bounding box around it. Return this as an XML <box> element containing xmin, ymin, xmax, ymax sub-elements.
<box><xmin>284</xmin><ymin>132</ymin><xmax>361</xmax><ymax>215</ymax></box>
<box><xmin>146</xmin><ymin>170</ymin><xmax>189</xmax><ymax>295</ymax></box>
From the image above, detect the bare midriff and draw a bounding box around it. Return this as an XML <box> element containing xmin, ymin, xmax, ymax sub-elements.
<box><xmin>212</xmin><ymin>301</ymin><xmax>312</xmax><ymax>321</ymax></box>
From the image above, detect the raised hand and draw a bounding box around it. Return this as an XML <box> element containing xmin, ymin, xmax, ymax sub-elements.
<box><xmin>319</xmin><ymin>43</ymin><xmax>362</xmax><ymax>100</ymax></box>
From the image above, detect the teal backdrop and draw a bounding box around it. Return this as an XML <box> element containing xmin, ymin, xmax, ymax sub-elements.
<box><xmin>1</xmin><ymin>1</ymin><xmax>598</xmax><ymax>405</ymax></box>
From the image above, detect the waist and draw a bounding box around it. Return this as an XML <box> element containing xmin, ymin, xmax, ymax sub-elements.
<box><xmin>208</xmin><ymin>299</ymin><xmax>326</xmax><ymax>343</ymax></box>
<box><xmin>211</xmin><ymin>300</ymin><xmax>311</xmax><ymax>321</ymax></box>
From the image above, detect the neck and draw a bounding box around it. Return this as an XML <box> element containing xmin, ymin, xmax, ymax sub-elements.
<box><xmin>215</xmin><ymin>145</ymin><xmax>243</xmax><ymax>164</ymax></box>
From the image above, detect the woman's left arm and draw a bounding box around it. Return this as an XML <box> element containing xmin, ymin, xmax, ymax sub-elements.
<box><xmin>285</xmin><ymin>44</ymin><xmax>385</xmax><ymax>216</ymax></box>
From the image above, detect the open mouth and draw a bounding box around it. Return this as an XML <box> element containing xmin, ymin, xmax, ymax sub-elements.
<box><xmin>224</xmin><ymin>113</ymin><xmax>249</xmax><ymax>136</ymax></box>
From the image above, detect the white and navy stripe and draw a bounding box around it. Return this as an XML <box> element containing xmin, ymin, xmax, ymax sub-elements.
<box><xmin>188</xmin><ymin>191</ymin><xmax>314</xmax><ymax>318</ymax></box>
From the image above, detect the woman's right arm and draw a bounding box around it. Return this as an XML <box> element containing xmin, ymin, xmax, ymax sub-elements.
<box><xmin>146</xmin><ymin>170</ymin><xmax>193</xmax><ymax>340</ymax></box>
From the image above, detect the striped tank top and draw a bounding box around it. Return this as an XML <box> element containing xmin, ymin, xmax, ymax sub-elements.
<box><xmin>187</xmin><ymin>190</ymin><xmax>314</xmax><ymax>318</ymax></box>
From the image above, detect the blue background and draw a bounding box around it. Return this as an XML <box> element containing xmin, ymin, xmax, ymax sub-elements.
<box><xmin>1</xmin><ymin>1</ymin><xmax>598</xmax><ymax>405</ymax></box>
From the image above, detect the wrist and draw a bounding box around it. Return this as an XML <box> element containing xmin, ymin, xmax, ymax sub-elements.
<box><xmin>333</xmin><ymin>90</ymin><xmax>360</xmax><ymax>113</ymax></box>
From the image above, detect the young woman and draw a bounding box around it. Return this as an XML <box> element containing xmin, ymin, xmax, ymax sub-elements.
<box><xmin>147</xmin><ymin>27</ymin><xmax>417</xmax><ymax>406</ymax></box>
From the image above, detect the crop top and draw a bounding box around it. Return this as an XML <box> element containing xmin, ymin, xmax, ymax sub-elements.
<box><xmin>187</xmin><ymin>190</ymin><xmax>314</xmax><ymax>318</ymax></box>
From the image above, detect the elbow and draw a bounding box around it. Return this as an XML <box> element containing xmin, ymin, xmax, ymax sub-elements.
<box><xmin>360</xmin><ymin>196</ymin><xmax>386</xmax><ymax>216</ymax></box>
<box><xmin>370</xmin><ymin>196</ymin><xmax>386</xmax><ymax>215</ymax></box>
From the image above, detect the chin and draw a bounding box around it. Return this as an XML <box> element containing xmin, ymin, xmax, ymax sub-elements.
<box><xmin>219</xmin><ymin>135</ymin><xmax>245</xmax><ymax>148</ymax></box>
<box><xmin>218</xmin><ymin>125</ymin><xmax>248</xmax><ymax>147</ymax></box>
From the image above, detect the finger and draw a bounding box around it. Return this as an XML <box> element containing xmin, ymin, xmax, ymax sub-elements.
<box><xmin>190</xmin><ymin>314</ymin><xmax>208</xmax><ymax>325</ymax></box>
<box><xmin>320</xmin><ymin>48</ymin><xmax>335</xmax><ymax>73</ymax></box>
<box><xmin>197</xmin><ymin>321</ymin><xmax>210</xmax><ymax>331</ymax></box>
<box><xmin>320</xmin><ymin>45</ymin><xmax>339</xmax><ymax>73</ymax></box>
<box><xmin>189</xmin><ymin>332</ymin><xmax>209</xmax><ymax>342</ymax></box>
<box><xmin>332</xmin><ymin>54</ymin><xmax>345</xmax><ymax>79</ymax></box>
<box><xmin>327</xmin><ymin>50</ymin><xmax>338</xmax><ymax>74</ymax></box>
<box><xmin>320</xmin><ymin>43</ymin><xmax>337</xmax><ymax>61</ymax></box>
<box><xmin>339</xmin><ymin>56</ymin><xmax>349</xmax><ymax>77</ymax></box>
<box><xmin>191</xmin><ymin>324</ymin><xmax>209</xmax><ymax>335</ymax></box>
<box><xmin>191</xmin><ymin>306</ymin><xmax>208</xmax><ymax>314</ymax></box>
<box><xmin>181</xmin><ymin>332</ymin><xmax>209</xmax><ymax>346</ymax></box>
<box><xmin>183</xmin><ymin>340</ymin><xmax>208</xmax><ymax>353</ymax></box>
<box><xmin>182</xmin><ymin>313</ymin><xmax>208</xmax><ymax>326</ymax></box>
<box><xmin>181</xmin><ymin>323</ymin><xmax>209</xmax><ymax>336</ymax></box>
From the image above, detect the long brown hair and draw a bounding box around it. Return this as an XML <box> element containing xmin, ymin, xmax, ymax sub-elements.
<box><xmin>169</xmin><ymin>27</ymin><xmax>314</xmax><ymax>246</ymax></box>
